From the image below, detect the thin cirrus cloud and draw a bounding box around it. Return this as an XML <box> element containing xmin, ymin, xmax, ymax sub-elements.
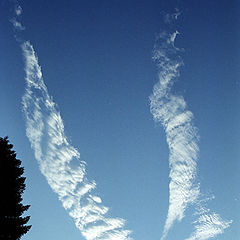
<box><xmin>11</xmin><ymin>3</ymin><xmax>132</xmax><ymax>240</ymax></box>
<box><xmin>150</xmin><ymin>29</ymin><xmax>200</xmax><ymax>240</ymax></box>
<box><xmin>149</xmin><ymin>11</ymin><xmax>232</xmax><ymax>240</ymax></box>
<box><xmin>21</xmin><ymin>41</ymin><xmax>132</xmax><ymax>240</ymax></box>
<box><xmin>186</xmin><ymin>207</ymin><xmax>232</xmax><ymax>240</ymax></box>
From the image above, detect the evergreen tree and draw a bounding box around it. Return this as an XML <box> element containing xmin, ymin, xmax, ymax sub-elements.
<box><xmin>0</xmin><ymin>136</ymin><xmax>31</xmax><ymax>240</ymax></box>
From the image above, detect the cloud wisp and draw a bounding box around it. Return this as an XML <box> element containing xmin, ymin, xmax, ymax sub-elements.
<box><xmin>186</xmin><ymin>208</ymin><xmax>232</xmax><ymax>240</ymax></box>
<box><xmin>10</xmin><ymin>4</ymin><xmax>25</xmax><ymax>31</ymax></box>
<box><xmin>11</xmin><ymin>3</ymin><xmax>132</xmax><ymax>240</ymax></box>
<box><xmin>149</xmin><ymin>13</ymin><xmax>231</xmax><ymax>240</ymax></box>
<box><xmin>150</xmin><ymin>29</ymin><xmax>200</xmax><ymax>240</ymax></box>
<box><xmin>21</xmin><ymin>41</ymin><xmax>132</xmax><ymax>240</ymax></box>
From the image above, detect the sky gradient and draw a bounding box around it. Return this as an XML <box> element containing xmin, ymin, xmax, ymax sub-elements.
<box><xmin>0</xmin><ymin>0</ymin><xmax>239</xmax><ymax>240</ymax></box>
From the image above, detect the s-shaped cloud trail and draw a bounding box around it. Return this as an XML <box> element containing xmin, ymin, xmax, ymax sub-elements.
<box><xmin>149</xmin><ymin>11</ymin><xmax>232</xmax><ymax>240</ymax></box>
<box><xmin>11</xmin><ymin>3</ymin><xmax>132</xmax><ymax>240</ymax></box>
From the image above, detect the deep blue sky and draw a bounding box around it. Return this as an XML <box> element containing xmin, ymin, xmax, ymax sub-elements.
<box><xmin>0</xmin><ymin>0</ymin><xmax>239</xmax><ymax>239</ymax></box>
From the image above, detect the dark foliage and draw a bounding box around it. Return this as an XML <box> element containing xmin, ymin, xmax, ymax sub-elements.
<box><xmin>0</xmin><ymin>137</ymin><xmax>31</xmax><ymax>240</ymax></box>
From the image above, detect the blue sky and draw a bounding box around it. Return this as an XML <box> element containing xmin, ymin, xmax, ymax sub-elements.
<box><xmin>0</xmin><ymin>0</ymin><xmax>239</xmax><ymax>240</ymax></box>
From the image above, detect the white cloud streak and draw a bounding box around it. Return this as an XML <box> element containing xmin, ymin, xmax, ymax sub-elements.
<box><xmin>10</xmin><ymin>3</ymin><xmax>132</xmax><ymax>239</ymax></box>
<box><xmin>149</xmin><ymin>21</ymin><xmax>231</xmax><ymax>239</ymax></box>
<box><xmin>150</xmin><ymin>30</ymin><xmax>200</xmax><ymax>240</ymax></box>
<box><xmin>20</xmin><ymin>40</ymin><xmax>132</xmax><ymax>240</ymax></box>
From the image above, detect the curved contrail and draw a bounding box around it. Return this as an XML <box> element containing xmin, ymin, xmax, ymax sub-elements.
<box><xmin>150</xmin><ymin>29</ymin><xmax>200</xmax><ymax>240</ymax></box>
<box><xmin>11</xmin><ymin>2</ymin><xmax>132</xmax><ymax>240</ymax></box>
<box><xmin>149</xmin><ymin>11</ymin><xmax>232</xmax><ymax>240</ymax></box>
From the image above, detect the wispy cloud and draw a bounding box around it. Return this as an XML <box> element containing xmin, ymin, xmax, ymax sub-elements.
<box><xmin>10</xmin><ymin>18</ymin><xmax>25</xmax><ymax>31</ymax></box>
<box><xmin>15</xmin><ymin>5</ymin><xmax>23</xmax><ymax>16</ymax></box>
<box><xmin>149</xmin><ymin>12</ymin><xmax>231</xmax><ymax>240</ymax></box>
<box><xmin>9</xmin><ymin>1</ymin><xmax>132</xmax><ymax>238</ymax></box>
<box><xmin>21</xmin><ymin>40</ymin><xmax>132</xmax><ymax>240</ymax></box>
<box><xmin>186</xmin><ymin>208</ymin><xmax>232</xmax><ymax>240</ymax></box>
<box><xmin>150</xmin><ymin>30</ymin><xmax>200</xmax><ymax>240</ymax></box>
<box><xmin>164</xmin><ymin>8</ymin><xmax>181</xmax><ymax>24</ymax></box>
<box><xmin>10</xmin><ymin>18</ymin><xmax>25</xmax><ymax>30</ymax></box>
<box><xmin>10</xmin><ymin>2</ymin><xmax>25</xmax><ymax>31</ymax></box>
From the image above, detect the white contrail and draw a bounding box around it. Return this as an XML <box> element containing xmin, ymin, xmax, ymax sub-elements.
<box><xmin>150</xmin><ymin>29</ymin><xmax>200</xmax><ymax>240</ymax></box>
<box><xmin>149</xmin><ymin>12</ymin><xmax>232</xmax><ymax>240</ymax></box>
<box><xmin>11</xmin><ymin>3</ymin><xmax>132</xmax><ymax>240</ymax></box>
<box><xmin>21</xmin><ymin>41</ymin><xmax>132</xmax><ymax>240</ymax></box>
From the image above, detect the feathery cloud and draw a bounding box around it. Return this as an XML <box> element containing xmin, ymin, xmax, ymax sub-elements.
<box><xmin>8</xmin><ymin>2</ymin><xmax>132</xmax><ymax>239</ymax></box>
<box><xmin>21</xmin><ymin>41</ymin><xmax>132</xmax><ymax>240</ymax></box>
<box><xmin>185</xmin><ymin>200</ymin><xmax>232</xmax><ymax>240</ymax></box>
<box><xmin>150</xmin><ymin>30</ymin><xmax>200</xmax><ymax>239</ymax></box>
<box><xmin>186</xmin><ymin>212</ymin><xmax>232</xmax><ymax>240</ymax></box>
<box><xmin>150</xmin><ymin>15</ymin><xmax>231</xmax><ymax>239</ymax></box>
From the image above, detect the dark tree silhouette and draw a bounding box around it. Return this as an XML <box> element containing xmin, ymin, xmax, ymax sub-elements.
<box><xmin>0</xmin><ymin>136</ymin><xmax>31</xmax><ymax>240</ymax></box>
